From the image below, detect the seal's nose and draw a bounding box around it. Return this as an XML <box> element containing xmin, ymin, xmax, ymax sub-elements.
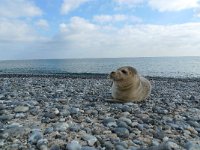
<box><xmin>109</xmin><ymin>71</ymin><xmax>115</xmax><ymax>79</ymax></box>
<box><xmin>111</xmin><ymin>71</ymin><xmax>115</xmax><ymax>75</ymax></box>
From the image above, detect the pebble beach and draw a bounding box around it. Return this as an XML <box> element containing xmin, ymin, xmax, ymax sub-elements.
<box><xmin>0</xmin><ymin>74</ymin><xmax>200</xmax><ymax>150</ymax></box>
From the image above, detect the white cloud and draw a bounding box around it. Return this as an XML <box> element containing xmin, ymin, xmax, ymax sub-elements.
<box><xmin>61</xmin><ymin>0</ymin><xmax>89</xmax><ymax>14</ymax></box>
<box><xmin>52</xmin><ymin>17</ymin><xmax>200</xmax><ymax>58</ymax></box>
<box><xmin>93</xmin><ymin>14</ymin><xmax>142</xmax><ymax>24</ymax></box>
<box><xmin>113</xmin><ymin>0</ymin><xmax>145</xmax><ymax>8</ymax></box>
<box><xmin>114</xmin><ymin>0</ymin><xmax>144</xmax><ymax>6</ymax></box>
<box><xmin>0</xmin><ymin>18</ymin><xmax>39</xmax><ymax>42</ymax></box>
<box><xmin>36</xmin><ymin>19</ymin><xmax>49</xmax><ymax>29</ymax></box>
<box><xmin>0</xmin><ymin>0</ymin><xmax>42</xmax><ymax>18</ymax></box>
<box><xmin>148</xmin><ymin>0</ymin><xmax>200</xmax><ymax>12</ymax></box>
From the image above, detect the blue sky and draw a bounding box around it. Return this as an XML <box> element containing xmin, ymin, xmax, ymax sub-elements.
<box><xmin>0</xmin><ymin>0</ymin><xmax>200</xmax><ymax>60</ymax></box>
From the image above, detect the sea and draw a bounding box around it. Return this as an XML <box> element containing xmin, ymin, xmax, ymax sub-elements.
<box><xmin>0</xmin><ymin>57</ymin><xmax>200</xmax><ymax>78</ymax></box>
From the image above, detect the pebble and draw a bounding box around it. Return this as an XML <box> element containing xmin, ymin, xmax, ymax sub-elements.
<box><xmin>185</xmin><ymin>138</ymin><xmax>200</xmax><ymax>150</ymax></box>
<box><xmin>28</xmin><ymin>129</ymin><xmax>43</xmax><ymax>144</ymax></box>
<box><xmin>37</xmin><ymin>139</ymin><xmax>48</xmax><ymax>150</ymax></box>
<box><xmin>50</xmin><ymin>145</ymin><xmax>61</xmax><ymax>150</ymax></box>
<box><xmin>44</xmin><ymin>127</ymin><xmax>54</xmax><ymax>134</ymax></box>
<box><xmin>67</xmin><ymin>140</ymin><xmax>82</xmax><ymax>150</ymax></box>
<box><xmin>82</xmin><ymin>134</ymin><xmax>98</xmax><ymax>146</ymax></box>
<box><xmin>113</xmin><ymin>128</ymin><xmax>130</xmax><ymax>138</ymax></box>
<box><xmin>54</xmin><ymin>123</ymin><xmax>69</xmax><ymax>132</ymax></box>
<box><xmin>14</xmin><ymin>106</ymin><xmax>29</xmax><ymax>113</ymax></box>
<box><xmin>1</xmin><ymin>76</ymin><xmax>200</xmax><ymax>150</ymax></box>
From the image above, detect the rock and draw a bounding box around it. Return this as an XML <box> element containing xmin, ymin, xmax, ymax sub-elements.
<box><xmin>0</xmin><ymin>114</ymin><xmax>14</xmax><ymax>121</ymax></box>
<box><xmin>189</xmin><ymin>96</ymin><xmax>195</xmax><ymax>100</ymax></box>
<box><xmin>185</xmin><ymin>138</ymin><xmax>200</xmax><ymax>150</ymax></box>
<box><xmin>81</xmin><ymin>146</ymin><xmax>97</xmax><ymax>150</ymax></box>
<box><xmin>50</xmin><ymin>145</ymin><xmax>61</xmax><ymax>150</ymax></box>
<box><xmin>115</xmin><ymin>145</ymin><xmax>126</xmax><ymax>150</ymax></box>
<box><xmin>69</xmin><ymin>107</ymin><xmax>80</xmax><ymax>115</ymax></box>
<box><xmin>103</xmin><ymin>141</ymin><xmax>114</xmax><ymax>150</ymax></box>
<box><xmin>54</xmin><ymin>123</ymin><xmax>69</xmax><ymax>132</ymax></box>
<box><xmin>0</xmin><ymin>139</ymin><xmax>5</xmax><ymax>147</ymax></box>
<box><xmin>28</xmin><ymin>129</ymin><xmax>43</xmax><ymax>144</ymax></box>
<box><xmin>15</xmin><ymin>113</ymin><xmax>26</xmax><ymax>118</ymax></box>
<box><xmin>14</xmin><ymin>106</ymin><xmax>29</xmax><ymax>113</ymax></box>
<box><xmin>153</xmin><ymin>128</ymin><xmax>165</xmax><ymax>140</ymax></box>
<box><xmin>102</xmin><ymin>117</ymin><xmax>116</xmax><ymax>126</ymax></box>
<box><xmin>67</xmin><ymin>140</ymin><xmax>82</xmax><ymax>150</ymax></box>
<box><xmin>113</xmin><ymin>128</ymin><xmax>129</xmax><ymax>138</ymax></box>
<box><xmin>43</xmin><ymin>112</ymin><xmax>56</xmax><ymax>119</ymax></box>
<box><xmin>37</xmin><ymin>139</ymin><xmax>48</xmax><ymax>150</ymax></box>
<box><xmin>82</xmin><ymin>134</ymin><xmax>97</xmax><ymax>146</ymax></box>
<box><xmin>118</xmin><ymin>117</ymin><xmax>132</xmax><ymax>126</ymax></box>
<box><xmin>44</xmin><ymin>127</ymin><xmax>54</xmax><ymax>134</ymax></box>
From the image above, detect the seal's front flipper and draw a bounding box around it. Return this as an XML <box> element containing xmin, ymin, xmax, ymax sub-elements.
<box><xmin>105</xmin><ymin>98</ymin><xmax>124</xmax><ymax>103</ymax></box>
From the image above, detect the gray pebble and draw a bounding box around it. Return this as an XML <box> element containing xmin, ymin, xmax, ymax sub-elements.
<box><xmin>82</xmin><ymin>134</ymin><xmax>97</xmax><ymax>146</ymax></box>
<box><xmin>14</xmin><ymin>106</ymin><xmax>29</xmax><ymax>113</ymax></box>
<box><xmin>28</xmin><ymin>129</ymin><xmax>43</xmax><ymax>144</ymax></box>
<box><xmin>185</xmin><ymin>138</ymin><xmax>200</xmax><ymax>150</ymax></box>
<box><xmin>44</xmin><ymin>127</ymin><xmax>54</xmax><ymax>134</ymax></box>
<box><xmin>113</xmin><ymin>128</ymin><xmax>129</xmax><ymax>138</ymax></box>
<box><xmin>81</xmin><ymin>146</ymin><xmax>97</xmax><ymax>150</ymax></box>
<box><xmin>50</xmin><ymin>145</ymin><xmax>61</xmax><ymax>150</ymax></box>
<box><xmin>67</xmin><ymin>140</ymin><xmax>82</xmax><ymax>150</ymax></box>
<box><xmin>37</xmin><ymin>139</ymin><xmax>48</xmax><ymax>150</ymax></box>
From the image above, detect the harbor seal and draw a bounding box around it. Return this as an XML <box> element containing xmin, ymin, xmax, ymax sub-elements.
<box><xmin>109</xmin><ymin>66</ymin><xmax>151</xmax><ymax>102</ymax></box>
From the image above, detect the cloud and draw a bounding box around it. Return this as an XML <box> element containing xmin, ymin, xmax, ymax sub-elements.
<box><xmin>148</xmin><ymin>0</ymin><xmax>200</xmax><ymax>12</ymax></box>
<box><xmin>36</xmin><ymin>19</ymin><xmax>49</xmax><ymax>29</ymax></box>
<box><xmin>114</xmin><ymin>0</ymin><xmax>145</xmax><ymax>7</ymax></box>
<box><xmin>52</xmin><ymin>17</ymin><xmax>200</xmax><ymax>58</ymax></box>
<box><xmin>93</xmin><ymin>14</ymin><xmax>142</xmax><ymax>24</ymax></box>
<box><xmin>0</xmin><ymin>18</ymin><xmax>40</xmax><ymax>42</ymax></box>
<box><xmin>0</xmin><ymin>0</ymin><xmax>42</xmax><ymax>18</ymax></box>
<box><xmin>61</xmin><ymin>0</ymin><xmax>90</xmax><ymax>14</ymax></box>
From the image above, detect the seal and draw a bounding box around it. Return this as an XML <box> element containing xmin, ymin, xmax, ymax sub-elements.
<box><xmin>109</xmin><ymin>66</ymin><xmax>151</xmax><ymax>102</ymax></box>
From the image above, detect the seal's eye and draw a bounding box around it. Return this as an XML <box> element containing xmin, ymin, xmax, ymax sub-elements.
<box><xmin>121</xmin><ymin>70</ymin><xmax>127</xmax><ymax>74</ymax></box>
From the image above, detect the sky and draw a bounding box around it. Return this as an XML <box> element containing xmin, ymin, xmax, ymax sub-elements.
<box><xmin>1</xmin><ymin>0</ymin><xmax>200</xmax><ymax>60</ymax></box>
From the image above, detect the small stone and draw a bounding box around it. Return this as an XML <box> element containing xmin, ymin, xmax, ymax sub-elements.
<box><xmin>163</xmin><ymin>137</ymin><xmax>169</xmax><ymax>142</ymax></box>
<box><xmin>15</xmin><ymin>113</ymin><xmax>26</xmax><ymax>118</ymax></box>
<box><xmin>28</xmin><ymin>129</ymin><xmax>43</xmax><ymax>144</ymax></box>
<box><xmin>0</xmin><ymin>114</ymin><xmax>14</xmax><ymax>121</ymax></box>
<box><xmin>54</xmin><ymin>123</ymin><xmax>69</xmax><ymax>132</ymax></box>
<box><xmin>69</xmin><ymin>107</ymin><xmax>80</xmax><ymax>115</ymax></box>
<box><xmin>14</xmin><ymin>106</ymin><xmax>29</xmax><ymax>113</ymax></box>
<box><xmin>81</xmin><ymin>146</ymin><xmax>97</xmax><ymax>150</ymax></box>
<box><xmin>102</xmin><ymin>117</ymin><xmax>115</xmax><ymax>125</ymax></box>
<box><xmin>67</xmin><ymin>140</ymin><xmax>82</xmax><ymax>150</ymax></box>
<box><xmin>37</xmin><ymin>139</ymin><xmax>48</xmax><ymax>150</ymax></box>
<box><xmin>189</xmin><ymin>95</ymin><xmax>195</xmax><ymax>100</ymax></box>
<box><xmin>186</xmin><ymin>127</ymin><xmax>198</xmax><ymax>134</ymax></box>
<box><xmin>52</xmin><ymin>108</ymin><xmax>60</xmax><ymax>115</ymax></box>
<box><xmin>103</xmin><ymin>141</ymin><xmax>114</xmax><ymax>150</ymax></box>
<box><xmin>82</xmin><ymin>134</ymin><xmax>97</xmax><ymax>146</ymax></box>
<box><xmin>50</xmin><ymin>145</ymin><xmax>61</xmax><ymax>150</ymax></box>
<box><xmin>115</xmin><ymin>145</ymin><xmax>126</xmax><ymax>150</ymax></box>
<box><xmin>113</xmin><ymin>128</ymin><xmax>129</xmax><ymax>138</ymax></box>
<box><xmin>0</xmin><ymin>139</ymin><xmax>5</xmax><ymax>147</ymax></box>
<box><xmin>44</xmin><ymin>127</ymin><xmax>54</xmax><ymax>134</ymax></box>
<box><xmin>119</xmin><ymin>117</ymin><xmax>132</xmax><ymax>126</ymax></box>
<box><xmin>107</xmin><ymin>122</ymin><xmax>117</xmax><ymax>127</ymax></box>
<box><xmin>185</xmin><ymin>138</ymin><xmax>200</xmax><ymax>150</ymax></box>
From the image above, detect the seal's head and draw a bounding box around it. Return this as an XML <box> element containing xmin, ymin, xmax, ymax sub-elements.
<box><xmin>109</xmin><ymin>66</ymin><xmax>138</xmax><ymax>81</ymax></box>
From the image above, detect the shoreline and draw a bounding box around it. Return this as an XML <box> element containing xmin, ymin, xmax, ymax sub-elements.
<box><xmin>0</xmin><ymin>75</ymin><xmax>200</xmax><ymax>149</ymax></box>
<box><xmin>1</xmin><ymin>73</ymin><xmax>200</xmax><ymax>81</ymax></box>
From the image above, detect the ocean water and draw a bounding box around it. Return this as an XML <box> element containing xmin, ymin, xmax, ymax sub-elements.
<box><xmin>0</xmin><ymin>57</ymin><xmax>200</xmax><ymax>78</ymax></box>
